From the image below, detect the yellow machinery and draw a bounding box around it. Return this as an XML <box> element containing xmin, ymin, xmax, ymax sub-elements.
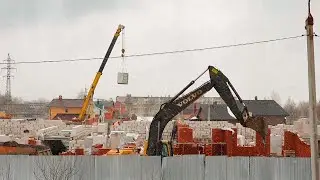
<box><xmin>0</xmin><ymin>111</ymin><xmax>12</xmax><ymax>119</ymax></box>
<box><xmin>142</xmin><ymin>140</ymin><xmax>173</xmax><ymax>157</ymax></box>
<box><xmin>77</xmin><ymin>24</ymin><xmax>125</xmax><ymax>123</ymax></box>
<box><xmin>105</xmin><ymin>148</ymin><xmax>136</xmax><ymax>155</ymax></box>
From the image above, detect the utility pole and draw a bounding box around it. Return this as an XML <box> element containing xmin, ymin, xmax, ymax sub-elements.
<box><xmin>305</xmin><ymin>1</ymin><xmax>319</xmax><ymax>180</ymax></box>
<box><xmin>207</xmin><ymin>99</ymin><xmax>211</xmax><ymax>121</ymax></box>
<box><xmin>1</xmin><ymin>53</ymin><xmax>16</xmax><ymax>104</ymax></box>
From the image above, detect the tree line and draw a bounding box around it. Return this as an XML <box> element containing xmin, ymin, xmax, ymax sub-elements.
<box><xmin>267</xmin><ymin>91</ymin><xmax>320</xmax><ymax>125</ymax></box>
<box><xmin>282</xmin><ymin>97</ymin><xmax>320</xmax><ymax>124</ymax></box>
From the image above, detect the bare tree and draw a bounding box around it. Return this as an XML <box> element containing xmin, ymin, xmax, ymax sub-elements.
<box><xmin>33</xmin><ymin>156</ymin><xmax>84</xmax><ymax>180</ymax></box>
<box><xmin>283</xmin><ymin>97</ymin><xmax>299</xmax><ymax>124</ymax></box>
<box><xmin>76</xmin><ymin>88</ymin><xmax>86</xmax><ymax>99</ymax></box>
<box><xmin>270</xmin><ymin>90</ymin><xmax>282</xmax><ymax>105</ymax></box>
<box><xmin>296</xmin><ymin>101</ymin><xmax>309</xmax><ymax>118</ymax></box>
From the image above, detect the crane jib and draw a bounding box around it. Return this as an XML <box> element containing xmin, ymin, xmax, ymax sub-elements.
<box><xmin>78</xmin><ymin>24</ymin><xmax>124</xmax><ymax>122</ymax></box>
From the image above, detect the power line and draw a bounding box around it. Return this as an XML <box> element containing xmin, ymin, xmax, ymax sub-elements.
<box><xmin>0</xmin><ymin>34</ymin><xmax>307</xmax><ymax>65</ymax></box>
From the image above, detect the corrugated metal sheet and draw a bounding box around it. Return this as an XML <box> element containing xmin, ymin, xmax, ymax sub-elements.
<box><xmin>227</xmin><ymin>157</ymin><xmax>250</xmax><ymax>180</ymax></box>
<box><xmin>95</xmin><ymin>155</ymin><xmax>161</xmax><ymax>180</ymax></box>
<box><xmin>161</xmin><ymin>155</ymin><xmax>205</xmax><ymax>180</ymax></box>
<box><xmin>205</xmin><ymin>156</ymin><xmax>227</xmax><ymax>180</ymax></box>
<box><xmin>249</xmin><ymin>157</ymin><xmax>312</xmax><ymax>180</ymax></box>
<box><xmin>0</xmin><ymin>155</ymin><xmax>318</xmax><ymax>180</ymax></box>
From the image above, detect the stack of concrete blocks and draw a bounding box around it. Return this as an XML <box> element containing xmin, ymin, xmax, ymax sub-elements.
<box><xmin>84</xmin><ymin>136</ymin><xmax>93</xmax><ymax>149</ymax></box>
<box><xmin>97</xmin><ymin>123</ymin><xmax>108</xmax><ymax>134</ymax></box>
<box><xmin>91</xmin><ymin>125</ymin><xmax>98</xmax><ymax>133</ymax></box>
<box><xmin>93</xmin><ymin>135</ymin><xmax>108</xmax><ymax>147</ymax></box>
<box><xmin>36</xmin><ymin>126</ymin><xmax>59</xmax><ymax>138</ymax></box>
<box><xmin>90</xmin><ymin>123</ymin><xmax>109</xmax><ymax>135</ymax></box>
<box><xmin>109</xmin><ymin>132</ymin><xmax>126</xmax><ymax>149</ymax></box>
<box><xmin>235</xmin><ymin>123</ymin><xmax>256</xmax><ymax>146</ymax></box>
<box><xmin>111</xmin><ymin>120</ymin><xmax>238</xmax><ymax>142</ymax></box>
<box><xmin>112</xmin><ymin>121</ymin><xmax>152</xmax><ymax>140</ymax></box>
<box><xmin>269</xmin><ymin>124</ymin><xmax>295</xmax><ymax>153</ymax></box>
<box><xmin>237</xmin><ymin>135</ymin><xmax>245</xmax><ymax>146</ymax></box>
<box><xmin>186</xmin><ymin>121</ymin><xmax>234</xmax><ymax>141</ymax></box>
<box><xmin>270</xmin><ymin>134</ymin><xmax>282</xmax><ymax>156</ymax></box>
<box><xmin>0</xmin><ymin>134</ymin><xmax>13</xmax><ymax>142</ymax></box>
<box><xmin>70</xmin><ymin>125</ymin><xmax>93</xmax><ymax>140</ymax></box>
<box><xmin>70</xmin><ymin>125</ymin><xmax>84</xmax><ymax>137</ymax></box>
<box><xmin>69</xmin><ymin>139</ymin><xmax>85</xmax><ymax>150</ymax></box>
<box><xmin>68</xmin><ymin>126</ymin><xmax>101</xmax><ymax>150</ymax></box>
<box><xmin>0</xmin><ymin>119</ymin><xmax>69</xmax><ymax>139</ymax></box>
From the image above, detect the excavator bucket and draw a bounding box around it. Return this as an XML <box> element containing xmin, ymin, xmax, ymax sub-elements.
<box><xmin>208</xmin><ymin>66</ymin><xmax>268</xmax><ymax>142</ymax></box>
<box><xmin>244</xmin><ymin>116</ymin><xmax>268</xmax><ymax>144</ymax></box>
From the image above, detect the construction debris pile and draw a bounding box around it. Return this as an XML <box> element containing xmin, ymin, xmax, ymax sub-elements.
<box><xmin>0</xmin><ymin>116</ymin><xmax>316</xmax><ymax>157</ymax></box>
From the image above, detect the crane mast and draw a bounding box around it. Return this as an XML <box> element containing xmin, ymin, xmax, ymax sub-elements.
<box><xmin>78</xmin><ymin>24</ymin><xmax>125</xmax><ymax>122</ymax></box>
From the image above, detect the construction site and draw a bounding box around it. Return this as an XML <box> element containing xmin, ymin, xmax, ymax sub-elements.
<box><xmin>0</xmin><ymin>20</ymin><xmax>319</xmax><ymax>180</ymax></box>
<box><xmin>0</xmin><ymin>0</ymin><xmax>320</xmax><ymax>178</ymax></box>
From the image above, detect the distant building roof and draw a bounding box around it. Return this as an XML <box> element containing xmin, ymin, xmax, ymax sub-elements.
<box><xmin>198</xmin><ymin>100</ymin><xmax>289</xmax><ymax>120</ymax></box>
<box><xmin>48</xmin><ymin>98</ymin><xmax>84</xmax><ymax>108</ymax></box>
<box><xmin>95</xmin><ymin>100</ymin><xmax>114</xmax><ymax>109</ymax></box>
<box><xmin>116</xmin><ymin>95</ymin><xmax>224</xmax><ymax>104</ymax></box>
<box><xmin>200</xmin><ymin>104</ymin><xmax>235</xmax><ymax>120</ymax></box>
<box><xmin>236</xmin><ymin>100</ymin><xmax>289</xmax><ymax>117</ymax></box>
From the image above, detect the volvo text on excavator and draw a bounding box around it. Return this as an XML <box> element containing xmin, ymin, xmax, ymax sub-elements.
<box><xmin>145</xmin><ymin>65</ymin><xmax>268</xmax><ymax>156</ymax></box>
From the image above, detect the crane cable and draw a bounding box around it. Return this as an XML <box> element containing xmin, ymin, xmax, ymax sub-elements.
<box><xmin>120</xmin><ymin>28</ymin><xmax>127</xmax><ymax>73</ymax></box>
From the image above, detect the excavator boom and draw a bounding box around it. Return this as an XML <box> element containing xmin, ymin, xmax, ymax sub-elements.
<box><xmin>146</xmin><ymin>65</ymin><xmax>267</xmax><ymax>156</ymax></box>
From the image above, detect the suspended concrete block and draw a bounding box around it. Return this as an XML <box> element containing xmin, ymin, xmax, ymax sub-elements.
<box><xmin>117</xmin><ymin>72</ymin><xmax>129</xmax><ymax>85</ymax></box>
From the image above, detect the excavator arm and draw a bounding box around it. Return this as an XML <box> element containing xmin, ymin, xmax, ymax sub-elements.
<box><xmin>146</xmin><ymin>65</ymin><xmax>267</xmax><ymax>156</ymax></box>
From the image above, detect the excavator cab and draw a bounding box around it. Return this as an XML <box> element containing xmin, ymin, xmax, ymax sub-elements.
<box><xmin>159</xmin><ymin>140</ymin><xmax>173</xmax><ymax>157</ymax></box>
<box><xmin>143</xmin><ymin>140</ymin><xmax>173</xmax><ymax>157</ymax></box>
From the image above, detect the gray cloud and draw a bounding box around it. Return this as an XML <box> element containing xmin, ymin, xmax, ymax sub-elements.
<box><xmin>0</xmin><ymin>0</ymin><xmax>136</xmax><ymax>28</ymax></box>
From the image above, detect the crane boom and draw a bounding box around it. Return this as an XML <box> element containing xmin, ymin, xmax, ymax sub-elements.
<box><xmin>78</xmin><ymin>24</ymin><xmax>125</xmax><ymax>122</ymax></box>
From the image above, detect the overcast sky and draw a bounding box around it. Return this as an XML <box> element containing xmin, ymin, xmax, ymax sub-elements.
<box><xmin>0</xmin><ymin>0</ymin><xmax>319</xmax><ymax>104</ymax></box>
